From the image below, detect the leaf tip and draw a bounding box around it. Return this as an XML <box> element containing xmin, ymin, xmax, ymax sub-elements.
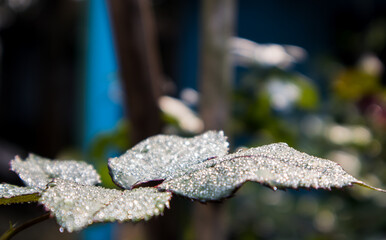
<box><xmin>354</xmin><ymin>181</ymin><xmax>386</xmax><ymax>193</ymax></box>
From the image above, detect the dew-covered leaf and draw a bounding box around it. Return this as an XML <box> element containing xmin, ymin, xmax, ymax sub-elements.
<box><xmin>159</xmin><ymin>143</ymin><xmax>386</xmax><ymax>201</ymax></box>
<box><xmin>40</xmin><ymin>179</ymin><xmax>172</xmax><ymax>232</ymax></box>
<box><xmin>0</xmin><ymin>184</ymin><xmax>40</xmax><ymax>205</ymax></box>
<box><xmin>109</xmin><ymin>131</ymin><xmax>229</xmax><ymax>189</ymax></box>
<box><xmin>11</xmin><ymin>154</ymin><xmax>101</xmax><ymax>189</ymax></box>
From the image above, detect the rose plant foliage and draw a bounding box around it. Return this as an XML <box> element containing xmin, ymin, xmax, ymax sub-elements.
<box><xmin>0</xmin><ymin>131</ymin><xmax>385</xmax><ymax>232</ymax></box>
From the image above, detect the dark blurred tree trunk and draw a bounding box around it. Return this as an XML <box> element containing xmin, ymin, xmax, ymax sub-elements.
<box><xmin>199</xmin><ymin>0</ymin><xmax>235</xmax><ymax>132</ymax></box>
<box><xmin>195</xmin><ymin>0</ymin><xmax>236</xmax><ymax>240</ymax></box>
<box><xmin>108</xmin><ymin>0</ymin><xmax>163</xmax><ymax>146</ymax></box>
<box><xmin>108</xmin><ymin>1</ymin><xmax>176</xmax><ymax>239</ymax></box>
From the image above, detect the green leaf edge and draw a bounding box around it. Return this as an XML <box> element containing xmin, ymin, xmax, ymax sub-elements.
<box><xmin>0</xmin><ymin>193</ymin><xmax>40</xmax><ymax>205</ymax></box>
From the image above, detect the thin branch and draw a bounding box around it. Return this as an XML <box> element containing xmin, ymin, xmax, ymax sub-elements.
<box><xmin>0</xmin><ymin>213</ymin><xmax>51</xmax><ymax>240</ymax></box>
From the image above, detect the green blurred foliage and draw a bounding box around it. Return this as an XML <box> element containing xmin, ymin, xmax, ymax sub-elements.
<box><xmin>333</xmin><ymin>68</ymin><xmax>380</xmax><ymax>101</ymax></box>
<box><xmin>89</xmin><ymin>120</ymin><xmax>131</xmax><ymax>188</ymax></box>
<box><xmin>227</xmin><ymin>16</ymin><xmax>386</xmax><ymax>239</ymax></box>
<box><xmin>232</xmin><ymin>67</ymin><xmax>319</xmax><ymax>146</ymax></box>
<box><xmin>228</xmin><ymin>52</ymin><xmax>386</xmax><ymax>240</ymax></box>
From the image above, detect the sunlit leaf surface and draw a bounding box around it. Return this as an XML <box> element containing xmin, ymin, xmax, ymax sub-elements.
<box><xmin>109</xmin><ymin>131</ymin><xmax>229</xmax><ymax>189</ymax></box>
<box><xmin>159</xmin><ymin>143</ymin><xmax>385</xmax><ymax>201</ymax></box>
<box><xmin>40</xmin><ymin>179</ymin><xmax>172</xmax><ymax>232</ymax></box>
<box><xmin>11</xmin><ymin>154</ymin><xmax>101</xmax><ymax>189</ymax></box>
<box><xmin>0</xmin><ymin>184</ymin><xmax>40</xmax><ymax>205</ymax></box>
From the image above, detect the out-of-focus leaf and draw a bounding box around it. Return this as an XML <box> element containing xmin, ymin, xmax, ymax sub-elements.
<box><xmin>89</xmin><ymin>120</ymin><xmax>131</xmax><ymax>188</ymax></box>
<box><xmin>333</xmin><ymin>68</ymin><xmax>379</xmax><ymax>100</ymax></box>
<box><xmin>0</xmin><ymin>184</ymin><xmax>40</xmax><ymax>205</ymax></box>
<box><xmin>293</xmin><ymin>77</ymin><xmax>319</xmax><ymax>109</ymax></box>
<box><xmin>159</xmin><ymin>143</ymin><xmax>385</xmax><ymax>201</ymax></box>
<box><xmin>40</xmin><ymin>179</ymin><xmax>172</xmax><ymax>232</ymax></box>
<box><xmin>109</xmin><ymin>131</ymin><xmax>229</xmax><ymax>189</ymax></box>
<box><xmin>11</xmin><ymin>154</ymin><xmax>101</xmax><ymax>189</ymax></box>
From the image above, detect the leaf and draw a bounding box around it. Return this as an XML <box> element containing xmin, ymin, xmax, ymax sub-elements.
<box><xmin>40</xmin><ymin>179</ymin><xmax>172</xmax><ymax>232</ymax></box>
<box><xmin>11</xmin><ymin>154</ymin><xmax>101</xmax><ymax>189</ymax></box>
<box><xmin>109</xmin><ymin>131</ymin><xmax>229</xmax><ymax>189</ymax></box>
<box><xmin>159</xmin><ymin>143</ymin><xmax>386</xmax><ymax>201</ymax></box>
<box><xmin>0</xmin><ymin>184</ymin><xmax>40</xmax><ymax>205</ymax></box>
<box><xmin>293</xmin><ymin>76</ymin><xmax>319</xmax><ymax>109</ymax></box>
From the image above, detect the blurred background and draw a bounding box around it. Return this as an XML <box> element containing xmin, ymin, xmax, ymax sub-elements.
<box><xmin>0</xmin><ymin>0</ymin><xmax>385</xmax><ymax>239</ymax></box>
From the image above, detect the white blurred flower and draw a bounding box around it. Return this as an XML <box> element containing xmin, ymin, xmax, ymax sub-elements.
<box><xmin>159</xmin><ymin>96</ymin><xmax>204</xmax><ymax>133</ymax></box>
<box><xmin>325</xmin><ymin>124</ymin><xmax>372</xmax><ymax>146</ymax></box>
<box><xmin>180</xmin><ymin>88</ymin><xmax>199</xmax><ymax>106</ymax></box>
<box><xmin>230</xmin><ymin>37</ymin><xmax>307</xmax><ymax>69</ymax></box>
<box><xmin>358</xmin><ymin>53</ymin><xmax>383</xmax><ymax>76</ymax></box>
<box><xmin>267</xmin><ymin>79</ymin><xmax>300</xmax><ymax>111</ymax></box>
<box><xmin>6</xmin><ymin>0</ymin><xmax>34</xmax><ymax>12</ymax></box>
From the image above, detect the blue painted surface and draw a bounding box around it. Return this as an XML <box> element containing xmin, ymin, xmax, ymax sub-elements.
<box><xmin>81</xmin><ymin>0</ymin><xmax>121</xmax><ymax>239</ymax></box>
<box><xmin>82</xmin><ymin>223</ymin><xmax>116</xmax><ymax>240</ymax></box>
<box><xmin>82</xmin><ymin>0</ymin><xmax>122</xmax><ymax>151</ymax></box>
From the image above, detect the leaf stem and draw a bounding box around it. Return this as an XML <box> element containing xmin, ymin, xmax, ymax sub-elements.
<box><xmin>0</xmin><ymin>213</ymin><xmax>51</xmax><ymax>240</ymax></box>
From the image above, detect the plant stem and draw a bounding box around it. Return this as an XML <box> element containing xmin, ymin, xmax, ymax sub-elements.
<box><xmin>0</xmin><ymin>213</ymin><xmax>51</xmax><ymax>240</ymax></box>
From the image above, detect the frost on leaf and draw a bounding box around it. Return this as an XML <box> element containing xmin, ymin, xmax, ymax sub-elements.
<box><xmin>109</xmin><ymin>131</ymin><xmax>229</xmax><ymax>189</ymax></box>
<box><xmin>11</xmin><ymin>154</ymin><xmax>101</xmax><ymax>190</ymax></box>
<box><xmin>40</xmin><ymin>179</ymin><xmax>172</xmax><ymax>232</ymax></box>
<box><xmin>159</xmin><ymin>143</ymin><xmax>386</xmax><ymax>201</ymax></box>
<box><xmin>0</xmin><ymin>184</ymin><xmax>40</xmax><ymax>205</ymax></box>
